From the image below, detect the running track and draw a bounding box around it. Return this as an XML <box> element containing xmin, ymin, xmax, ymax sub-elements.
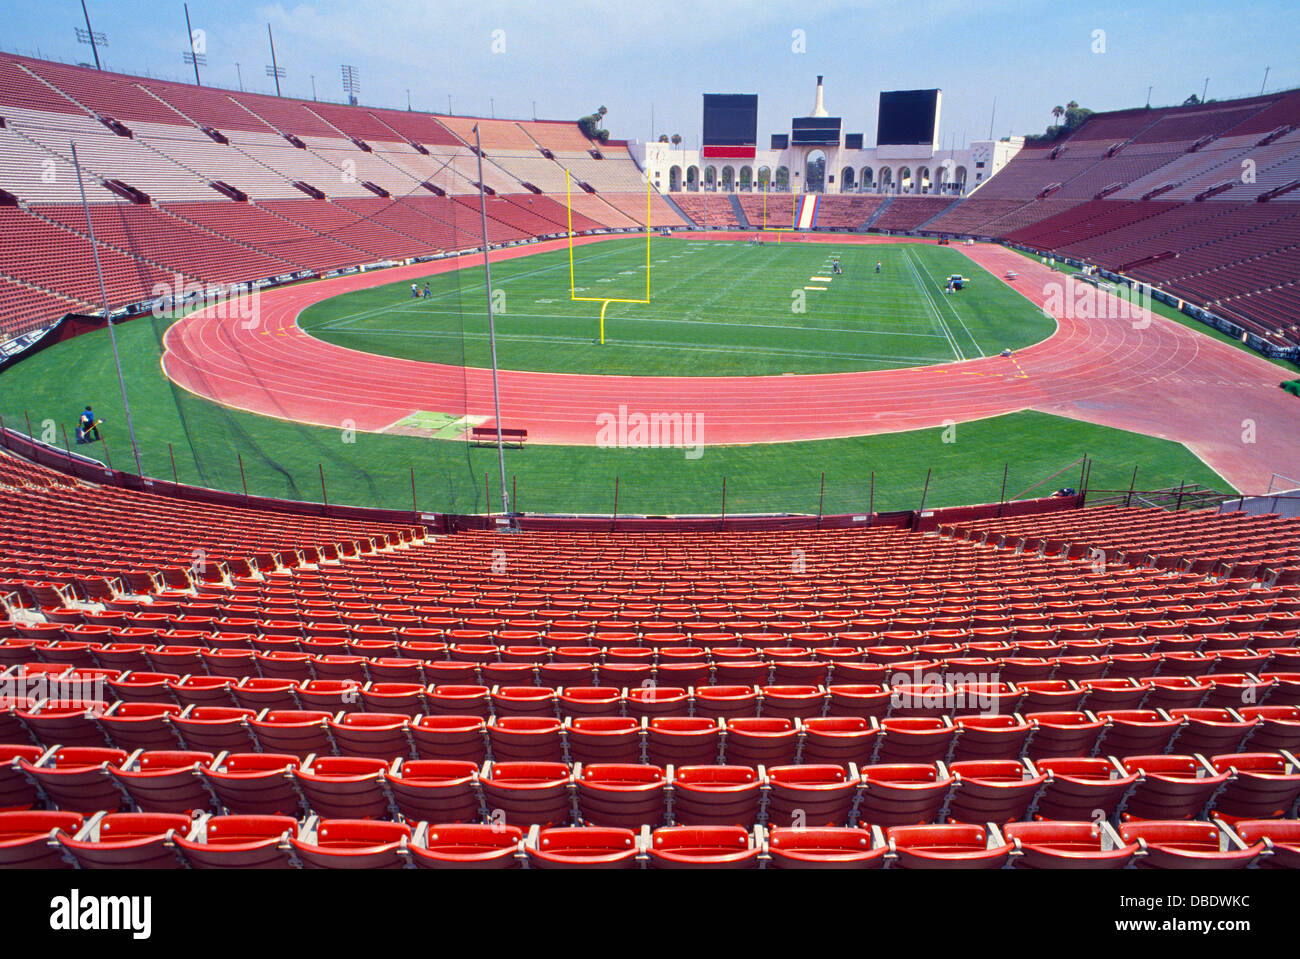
<box><xmin>162</xmin><ymin>234</ymin><xmax>1299</xmax><ymax>493</ymax></box>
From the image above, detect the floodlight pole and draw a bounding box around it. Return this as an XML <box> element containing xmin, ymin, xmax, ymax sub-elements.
<box><xmin>80</xmin><ymin>0</ymin><xmax>102</xmax><ymax>70</ymax></box>
<box><xmin>267</xmin><ymin>24</ymin><xmax>282</xmax><ymax>96</ymax></box>
<box><xmin>183</xmin><ymin>3</ymin><xmax>201</xmax><ymax>86</ymax></box>
<box><xmin>71</xmin><ymin>141</ymin><xmax>143</xmax><ymax>477</ymax></box>
<box><xmin>474</xmin><ymin>124</ymin><xmax>512</xmax><ymax>525</ymax></box>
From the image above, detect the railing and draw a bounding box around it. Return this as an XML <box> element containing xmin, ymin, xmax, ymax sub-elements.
<box><xmin>1084</xmin><ymin>482</ymin><xmax>1238</xmax><ymax>511</ymax></box>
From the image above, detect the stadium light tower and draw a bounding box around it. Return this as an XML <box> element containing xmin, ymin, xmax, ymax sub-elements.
<box><xmin>473</xmin><ymin>124</ymin><xmax>513</xmax><ymax>526</ymax></box>
<box><xmin>341</xmin><ymin>64</ymin><xmax>360</xmax><ymax>106</ymax></box>
<box><xmin>75</xmin><ymin>0</ymin><xmax>107</xmax><ymax>70</ymax></box>
<box><xmin>182</xmin><ymin>3</ymin><xmax>205</xmax><ymax>86</ymax></box>
<box><xmin>265</xmin><ymin>24</ymin><xmax>284</xmax><ymax>96</ymax></box>
<box><xmin>70</xmin><ymin>142</ymin><xmax>143</xmax><ymax>477</ymax></box>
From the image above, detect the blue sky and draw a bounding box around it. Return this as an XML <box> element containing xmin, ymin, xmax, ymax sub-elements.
<box><xmin>6</xmin><ymin>0</ymin><xmax>1297</xmax><ymax>147</ymax></box>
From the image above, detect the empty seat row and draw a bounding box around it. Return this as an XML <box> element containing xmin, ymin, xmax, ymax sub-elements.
<box><xmin>6</xmin><ymin>746</ymin><xmax>1299</xmax><ymax>828</ymax></box>
<box><xmin>4</xmin><ymin>810</ymin><xmax>1297</xmax><ymax>870</ymax></box>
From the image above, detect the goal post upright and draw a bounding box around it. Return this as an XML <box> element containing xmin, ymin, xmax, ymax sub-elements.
<box><xmin>567</xmin><ymin>162</ymin><xmax>650</xmax><ymax>345</ymax></box>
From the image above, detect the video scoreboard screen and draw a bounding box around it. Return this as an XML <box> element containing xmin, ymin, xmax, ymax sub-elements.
<box><xmin>703</xmin><ymin>94</ymin><xmax>757</xmax><ymax>158</ymax></box>
<box><xmin>791</xmin><ymin>116</ymin><xmax>842</xmax><ymax>145</ymax></box>
<box><xmin>877</xmin><ymin>89</ymin><xmax>940</xmax><ymax>146</ymax></box>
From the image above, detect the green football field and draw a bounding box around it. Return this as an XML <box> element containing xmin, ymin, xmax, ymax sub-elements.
<box><xmin>0</xmin><ymin>238</ymin><xmax>1232</xmax><ymax>515</ymax></box>
<box><xmin>299</xmin><ymin>238</ymin><xmax>1057</xmax><ymax>376</ymax></box>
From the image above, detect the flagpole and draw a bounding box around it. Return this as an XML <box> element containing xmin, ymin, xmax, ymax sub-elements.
<box><xmin>71</xmin><ymin>141</ymin><xmax>143</xmax><ymax>476</ymax></box>
<box><xmin>473</xmin><ymin>124</ymin><xmax>512</xmax><ymax>525</ymax></box>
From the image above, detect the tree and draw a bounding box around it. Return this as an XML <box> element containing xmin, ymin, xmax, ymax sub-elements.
<box><xmin>1025</xmin><ymin>99</ymin><xmax>1094</xmax><ymax>143</ymax></box>
<box><xmin>577</xmin><ymin>105</ymin><xmax>610</xmax><ymax>143</ymax></box>
<box><xmin>658</xmin><ymin>134</ymin><xmax>669</xmax><ymax>143</ymax></box>
<box><xmin>1183</xmin><ymin>94</ymin><xmax>1201</xmax><ymax>106</ymax></box>
<box><xmin>670</xmin><ymin>133</ymin><xmax>682</xmax><ymax>147</ymax></box>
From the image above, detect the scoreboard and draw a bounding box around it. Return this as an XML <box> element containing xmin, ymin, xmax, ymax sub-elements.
<box><xmin>877</xmin><ymin>89</ymin><xmax>941</xmax><ymax>147</ymax></box>
<box><xmin>791</xmin><ymin>116</ymin><xmax>842</xmax><ymax>146</ymax></box>
<box><xmin>703</xmin><ymin>94</ymin><xmax>758</xmax><ymax>159</ymax></box>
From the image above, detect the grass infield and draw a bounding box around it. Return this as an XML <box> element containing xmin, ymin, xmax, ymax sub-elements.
<box><xmin>298</xmin><ymin>238</ymin><xmax>1058</xmax><ymax>376</ymax></box>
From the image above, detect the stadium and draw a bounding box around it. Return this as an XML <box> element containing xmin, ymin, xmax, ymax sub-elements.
<box><xmin>0</xmin><ymin>0</ymin><xmax>1298</xmax><ymax>900</ymax></box>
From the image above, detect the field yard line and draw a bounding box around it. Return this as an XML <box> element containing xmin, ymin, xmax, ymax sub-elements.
<box><xmin>339</xmin><ymin>327</ymin><xmax>942</xmax><ymax>365</ymax></box>
<box><xmin>315</xmin><ymin>245</ymin><xmax>634</xmax><ymax>330</ymax></box>
<box><xmin>904</xmin><ymin>248</ymin><xmax>963</xmax><ymax>361</ymax></box>
<box><xmin>916</xmin><ymin>256</ymin><xmax>987</xmax><ymax>358</ymax></box>
<box><xmin>365</xmin><ymin>309</ymin><xmax>950</xmax><ymax>339</ymax></box>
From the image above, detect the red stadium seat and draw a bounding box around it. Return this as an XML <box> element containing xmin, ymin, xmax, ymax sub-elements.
<box><xmin>1120</xmin><ymin>820</ymin><xmax>1262</xmax><ymax>870</ymax></box>
<box><xmin>671</xmin><ymin>765</ymin><xmax>763</xmax><ymax>827</ymax></box>
<box><xmin>59</xmin><ymin>812</ymin><xmax>192</xmax><ymax>869</ymax></box>
<box><xmin>387</xmin><ymin>759</ymin><xmax>482</xmax><ymax>824</ymax></box>
<box><xmin>576</xmin><ymin>763</ymin><xmax>667</xmax><ymax>829</ymax></box>
<box><xmin>648</xmin><ymin>825</ymin><xmax>759</xmax><ymax>869</ymax></box>
<box><xmin>566</xmin><ymin>716</ymin><xmax>642</xmax><ymax>764</ymax></box>
<box><xmin>199</xmin><ymin>752</ymin><xmax>303</xmax><ymax>816</ymax></box>
<box><xmin>722</xmin><ymin>717</ymin><xmax>799</xmax><ymax>767</ymax></box>
<box><xmin>947</xmin><ymin>759</ymin><xmax>1047</xmax><ymax>824</ymax></box>
<box><xmin>410</xmin><ymin>823</ymin><xmax>523</xmax><ymax>870</ymax></box>
<box><xmin>410</xmin><ymin>715</ymin><xmax>488</xmax><ymax>763</ymax></box>
<box><xmin>110</xmin><ymin>749</ymin><xmax>215</xmax><ymax>814</ymax></box>
<box><xmin>526</xmin><ymin>825</ymin><xmax>640</xmax><ymax>869</ymax></box>
<box><xmin>646</xmin><ymin>717</ymin><xmax>723</xmax><ymax>767</ymax></box>
<box><xmin>766</xmin><ymin>826</ymin><xmax>886</xmax><ymax>869</ymax></box>
<box><xmin>1119</xmin><ymin>754</ymin><xmax>1230</xmax><ymax>821</ymax></box>
<box><xmin>19</xmin><ymin>746</ymin><xmax>128</xmax><ymax>813</ymax></box>
<box><xmin>887</xmin><ymin>823</ymin><xmax>1012</xmax><ymax>869</ymax></box>
<box><xmin>294</xmin><ymin>756</ymin><xmax>392</xmax><ymax>819</ymax></box>
<box><xmin>857</xmin><ymin>763</ymin><xmax>954</xmax><ymax>828</ymax></box>
<box><xmin>1033</xmin><ymin>757</ymin><xmax>1138</xmax><ymax>821</ymax></box>
<box><xmin>478</xmin><ymin>761</ymin><xmax>573</xmax><ymax>828</ymax></box>
<box><xmin>765</xmin><ymin>764</ymin><xmax>858</xmax><ymax>827</ymax></box>
<box><xmin>290</xmin><ymin>819</ymin><xmax>411</xmax><ymax>870</ymax></box>
<box><xmin>1232</xmin><ymin>819</ymin><xmax>1300</xmax><ymax>869</ymax></box>
<box><xmin>0</xmin><ymin>810</ymin><xmax>84</xmax><ymax>868</ymax></box>
<box><xmin>800</xmin><ymin>716</ymin><xmax>879</xmax><ymax>767</ymax></box>
<box><xmin>174</xmin><ymin>815</ymin><xmax>298</xmax><ymax>869</ymax></box>
<box><xmin>1004</xmin><ymin>820</ymin><xmax>1137</xmax><ymax>869</ymax></box>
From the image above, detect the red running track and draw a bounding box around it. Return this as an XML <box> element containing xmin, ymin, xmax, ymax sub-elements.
<box><xmin>162</xmin><ymin>235</ymin><xmax>1299</xmax><ymax>493</ymax></box>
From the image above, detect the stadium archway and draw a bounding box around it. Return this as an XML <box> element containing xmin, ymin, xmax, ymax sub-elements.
<box><xmin>879</xmin><ymin>167</ymin><xmax>894</xmax><ymax>192</ymax></box>
<box><xmin>899</xmin><ymin>167</ymin><xmax>913</xmax><ymax>193</ymax></box>
<box><xmin>840</xmin><ymin>166</ymin><xmax>856</xmax><ymax>191</ymax></box>
<box><xmin>860</xmin><ymin>166</ymin><xmax>873</xmax><ymax>191</ymax></box>
<box><xmin>917</xmin><ymin>166</ymin><xmax>931</xmax><ymax>193</ymax></box>
<box><xmin>775</xmin><ymin>165</ymin><xmax>790</xmax><ymax>190</ymax></box>
<box><xmin>757</xmin><ymin>166</ymin><xmax>771</xmax><ymax>190</ymax></box>
<box><xmin>953</xmin><ymin>165</ymin><xmax>968</xmax><ymax>192</ymax></box>
<box><xmin>739</xmin><ymin>165</ymin><xmax>753</xmax><ymax>191</ymax></box>
<box><xmin>721</xmin><ymin>165</ymin><xmax>735</xmax><ymax>191</ymax></box>
<box><xmin>704</xmin><ymin>165</ymin><xmax>717</xmax><ymax>189</ymax></box>
<box><xmin>669</xmin><ymin>165</ymin><xmax>682</xmax><ymax>191</ymax></box>
<box><xmin>685</xmin><ymin>165</ymin><xmax>699</xmax><ymax>190</ymax></box>
<box><xmin>806</xmin><ymin>150</ymin><xmax>827</xmax><ymax>192</ymax></box>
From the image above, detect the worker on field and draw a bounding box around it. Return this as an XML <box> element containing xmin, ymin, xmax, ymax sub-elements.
<box><xmin>76</xmin><ymin>405</ymin><xmax>102</xmax><ymax>444</ymax></box>
<box><xmin>423</xmin><ymin>282</ymin><xmax>431</xmax><ymax>298</ymax></box>
<box><xmin>411</xmin><ymin>283</ymin><xmax>419</xmax><ymax>299</ymax></box>
<box><xmin>875</xmin><ymin>261</ymin><xmax>881</xmax><ymax>274</ymax></box>
<box><xmin>832</xmin><ymin>257</ymin><xmax>842</xmax><ymax>275</ymax></box>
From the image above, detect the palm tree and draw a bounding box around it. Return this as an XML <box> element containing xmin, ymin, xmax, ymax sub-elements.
<box><xmin>670</xmin><ymin>133</ymin><xmax>682</xmax><ymax>147</ymax></box>
<box><xmin>1052</xmin><ymin>105</ymin><xmax>1064</xmax><ymax>127</ymax></box>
